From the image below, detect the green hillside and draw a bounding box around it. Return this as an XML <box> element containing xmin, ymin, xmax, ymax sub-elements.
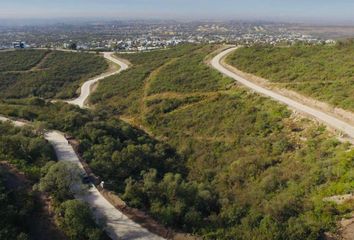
<box><xmin>87</xmin><ymin>45</ymin><xmax>354</xmax><ymax>239</ymax></box>
<box><xmin>226</xmin><ymin>42</ymin><xmax>354</xmax><ymax>111</ymax></box>
<box><xmin>0</xmin><ymin>50</ymin><xmax>108</xmax><ymax>99</ymax></box>
<box><xmin>0</xmin><ymin>45</ymin><xmax>354</xmax><ymax>239</ymax></box>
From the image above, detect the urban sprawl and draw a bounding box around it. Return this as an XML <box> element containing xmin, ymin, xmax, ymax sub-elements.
<box><xmin>0</xmin><ymin>21</ymin><xmax>336</xmax><ymax>51</ymax></box>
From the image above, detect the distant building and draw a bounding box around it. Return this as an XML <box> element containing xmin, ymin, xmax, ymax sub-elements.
<box><xmin>13</xmin><ymin>41</ymin><xmax>25</xmax><ymax>49</ymax></box>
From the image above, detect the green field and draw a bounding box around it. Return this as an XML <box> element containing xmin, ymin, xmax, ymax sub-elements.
<box><xmin>0</xmin><ymin>50</ymin><xmax>108</xmax><ymax>99</ymax></box>
<box><xmin>226</xmin><ymin>42</ymin><xmax>354</xmax><ymax>111</ymax></box>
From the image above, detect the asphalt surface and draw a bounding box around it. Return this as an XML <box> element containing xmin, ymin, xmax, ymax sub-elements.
<box><xmin>211</xmin><ymin>47</ymin><xmax>354</xmax><ymax>142</ymax></box>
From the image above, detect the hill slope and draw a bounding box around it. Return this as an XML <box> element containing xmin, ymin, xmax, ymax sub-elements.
<box><xmin>226</xmin><ymin>42</ymin><xmax>354</xmax><ymax>111</ymax></box>
<box><xmin>1</xmin><ymin>45</ymin><xmax>354</xmax><ymax>239</ymax></box>
<box><xmin>0</xmin><ymin>50</ymin><xmax>108</xmax><ymax>99</ymax></box>
<box><xmin>87</xmin><ymin>45</ymin><xmax>354</xmax><ymax>239</ymax></box>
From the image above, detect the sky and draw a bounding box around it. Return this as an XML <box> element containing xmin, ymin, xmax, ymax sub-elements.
<box><xmin>1</xmin><ymin>0</ymin><xmax>354</xmax><ymax>24</ymax></box>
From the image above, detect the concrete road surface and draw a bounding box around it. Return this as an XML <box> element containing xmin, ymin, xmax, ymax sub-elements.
<box><xmin>0</xmin><ymin>50</ymin><xmax>164</xmax><ymax>239</ymax></box>
<box><xmin>45</xmin><ymin>131</ymin><xmax>164</xmax><ymax>240</ymax></box>
<box><xmin>67</xmin><ymin>52</ymin><xmax>129</xmax><ymax>108</ymax></box>
<box><xmin>211</xmin><ymin>47</ymin><xmax>354</xmax><ymax>141</ymax></box>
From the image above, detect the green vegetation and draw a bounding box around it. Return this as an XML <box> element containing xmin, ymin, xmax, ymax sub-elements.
<box><xmin>38</xmin><ymin>162</ymin><xmax>107</xmax><ymax>240</ymax></box>
<box><xmin>147</xmin><ymin>45</ymin><xmax>232</xmax><ymax>95</ymax></box>
<box><xmin>90</xmin><ymin>44</ymin><xmax>216</xmax><ymax>117</ymax></box>
<box><xmin>56</xmin><ymin>199</ymin><xmax>107</xmax><ymax>240</ymax></box>
<box><xmin>0</xmin><ymin>121</ymin><xmax>55</xmax><ymax>239</ymax></box>
<box><xmin>1</xmin><ymin>44</ymin><xmax>354</xmax><ymax>239</ymax></box>
<box><xmin>0</xmin><ymin>121</ymin><xmax>54</xmax><ymax>181</ymax></box>
<box><xmin>0</xmin><ymin>49</ymin><xmax>48</xmax><ymax>72</ymax></box>
<box><xmin>0</xmin><ymin>120</ymin><xmax>105</xmax><ymax>240</ymax></box>
<box><xmin>0</xmin><ymin>169</ymin><xmax>35</xmax><ymax>240</ymax></box>
<box><xmin>88</xmin><ymin>44</ymin><xmax>354</xmax><ymax>238</ymax></box>
<box><xmin>38</xmin><ymin>161</ymin><xmax>83</xmax><ymax>201</ymax></box>
<box><xmin>0</xmin><ymin>50</ymin><xmax>108</xmax><ymax>99</ymax></box>
<box><xmin>226</xmin><ymin>41</ymin><xmax>354</xmax><ymax>111</ymax></box>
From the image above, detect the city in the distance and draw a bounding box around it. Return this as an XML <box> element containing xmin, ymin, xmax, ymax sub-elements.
<box><xmin>1</xmin><ymin>1</ymin><xmax>354</xmax><ymax>240</ymax></box>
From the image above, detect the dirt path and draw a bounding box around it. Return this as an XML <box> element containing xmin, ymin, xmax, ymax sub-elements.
<box><xmin>140</xmin><ymin>58</ymin><xmax>179</xmax><ymax>119</ymax></box>
<box><xmin>45</xmin><ymin>131</ymin><xmax>164</xmax><ymax>240</ymax></box>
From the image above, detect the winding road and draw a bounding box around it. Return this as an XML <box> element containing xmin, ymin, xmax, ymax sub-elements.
<box><xmin>67</xmin><ymin>52</ymin><xmax>129</xmax><ymax>108</ymax></box>
<box><xmin>6</xmin><ymin>46</ymin><xmax>354</xmax><ymax>239</ymax></box>
<box><xmin>211</xmin><ymin>47</ymin><xmax>354</xmax><ymax>142</ymax></box>
<box><xmin>0</xmin><ymin>51</ymin><xmax>163</xmax><ymax>240</ymax></box>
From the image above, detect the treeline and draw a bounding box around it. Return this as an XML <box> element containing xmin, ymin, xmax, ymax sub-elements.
<box><xmin>0</xmin><ymin>50</ymin><xmax>108</xmax><ymax>99</ymax></box>
<box><xmin>0</xmin><ymin>121</ymin><xmax>53</xmax><ymax>239</ymax></box>
<box><xmin>0</xmin><ymin>121</ymin><xmax>54</xmax><ymax>180</ymax></box>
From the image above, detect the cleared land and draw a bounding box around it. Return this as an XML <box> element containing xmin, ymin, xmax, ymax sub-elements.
<box><xmin>226</xmin><ymin>42</ymin><xmax>354</xmax><ymax>112</ymax></box>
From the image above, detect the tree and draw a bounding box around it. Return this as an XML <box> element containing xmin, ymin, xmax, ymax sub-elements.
<box><xmin>38</xmin><ymin>161</ymin><xmax>84</xmax><ymax>201</ymax></box>
<box><xmin>68</xmin><ymin>43</ymin><xmax>77</xmax><ymax>50</ymax></box>
<box><xmin>56</xmin><ymin>199</ymin><xmax>105</xmax><ymax>240</ymax></box>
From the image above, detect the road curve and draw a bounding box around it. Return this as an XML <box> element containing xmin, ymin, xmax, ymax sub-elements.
<box><xmin>67</xmin><ymin>52</ymin><xmax>129</xmax><ymax>108</ymax></box>
<box><xmin>0</xmin><ymin>50</ymin><xmax>164</xmax><ymax>240</ymax></box>
<box><xmin>211</xmin><ymin>47</ymin><xmax>354</xmax><ymax>141</ymax></box>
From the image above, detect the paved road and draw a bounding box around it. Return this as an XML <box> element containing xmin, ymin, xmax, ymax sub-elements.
<box><xmin>67</xmin><ymin>52</ymin><xmax>129</xmax><ymax>108</ymax></box>
<box><xmin>45</xmin><ymin>131</ymin><xmax>163</xmax><ymax>240</ymax></box>
<box><xmin>211</xmin><ymin>47</ymin><xmax>354</xmax><ymax>141</ymax></box>
<box><xmin>0</xmin><ymin>50</ymin><xmax>164</xmax><ymax>240</ymax></box>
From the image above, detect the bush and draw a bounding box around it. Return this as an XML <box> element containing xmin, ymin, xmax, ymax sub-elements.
<box><xmin>56</xmin><ymin>199</ymin><xmax>106</xmax><ymax>240</ymax></box>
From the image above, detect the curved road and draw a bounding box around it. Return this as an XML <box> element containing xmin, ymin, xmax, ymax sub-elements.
<box><xmin>67</xmin><ymin>52</ymin><xmax>129</xmax><ymax>108</ymax></box>
<box><xmin>0</xmin><ymin>51</ymin><xmax>163</xmax><ymax>240</ymax></box>
<box><xmin>211</xmin><ymin>47</ymin><xmax>354</xmax><ymax>141</ymax></box>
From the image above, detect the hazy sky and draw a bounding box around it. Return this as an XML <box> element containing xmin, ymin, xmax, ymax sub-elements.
<box><xmin>1</xmin><ymin>0</ymin><xmax>354</xmax><ymax>24</ymax></box>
